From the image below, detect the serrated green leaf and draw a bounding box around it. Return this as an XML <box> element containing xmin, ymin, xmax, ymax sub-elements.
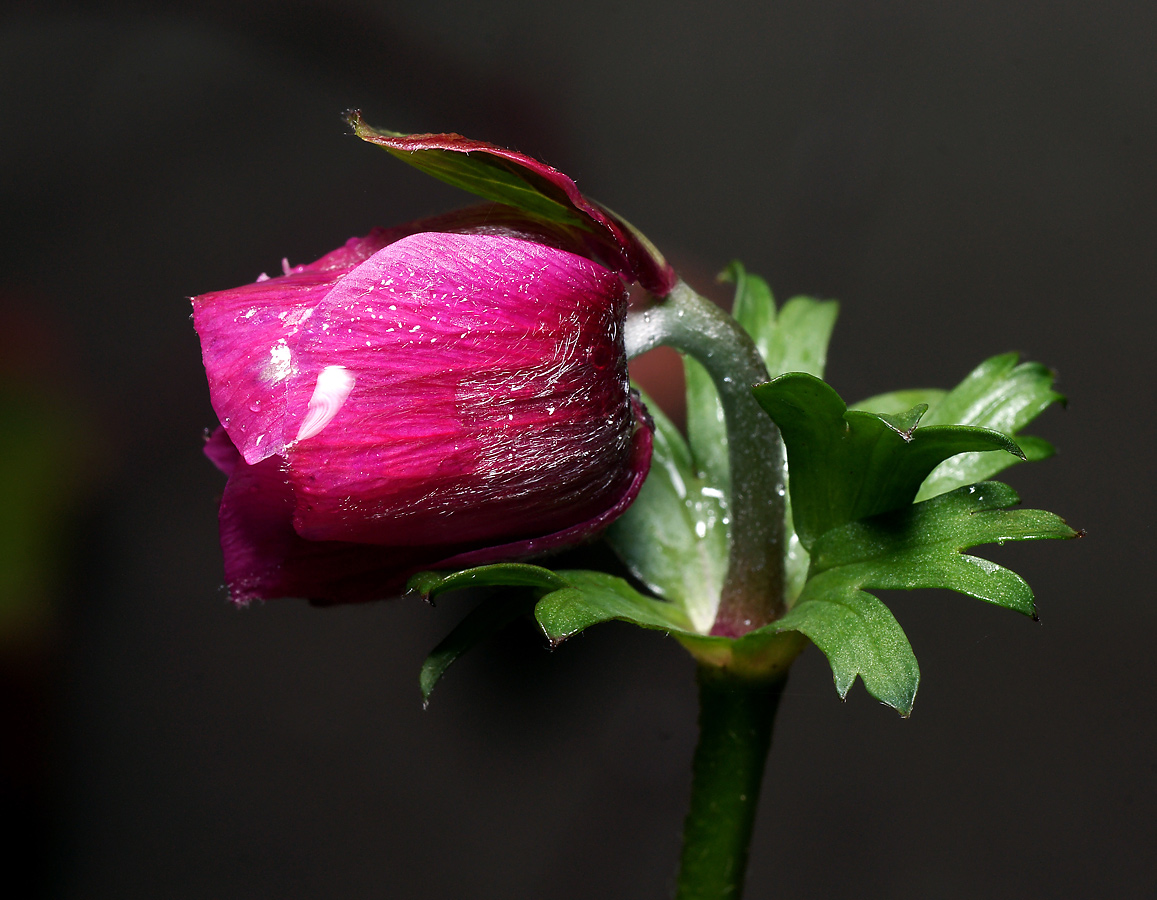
<box><xmin>534</xmin><ymin>569</ymin><xmax>693</xmax><ymax>645</ymax></box>
<box><xmin>753</xmin><ymin>373</ymin><xmax>1024</xmax><ymax>550</ymax></box>
<box><xmin>419</xmin><ymin>594</ymin><xmax>530</xmax><ymax>704</ymax></box>
<box><xmin>918</xmin><ymin>436</ymin><xmax>1055</xmax><ymax>502</ymax></box>
<box><xmin>770</xmin><ymin>481</ymin><xmax>1076</xmax><ymax>713</ymax></box>
<box><xmin>409</xmin><ymin>563</ymin><xmax>692</xmax><ymax>647</ymax></box>
<box><xmin>605</xmin><ymin>393</ymin><xmax>728</xmax><ymax>633</ymax></box>
<box><xmin>775</xmin><ymin>587</ymin><xmax>920</xmax><ymax>714</ymax></box>
<box><xmin>915</xmin><ymin>354</ymin><xmax>1063</xmax><ymax>500</ymax></box>
<box><xmin>920</xmin><ymin>353</ymin><xmax>1061</xmax><ymax>430</ymax></box>
<box><xmin>719</xmin><ymin>261</ymin><xmax>839</xmax><ymax>379</ymax></box>
<box><xmin>805</xmin><ymin>481</ymin><xmax>1078</xmax><ymax>616</ymax></box>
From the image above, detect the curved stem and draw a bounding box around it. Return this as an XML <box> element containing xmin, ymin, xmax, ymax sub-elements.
<box><xmin>625</xmin><ymin>280</ymin><xmax>785</xmax><ymax>634</ymax></box>
<box><xmin>675</xmin><ymin>665</ymin><xmax>786</xmax><ymax>899</ymax></box>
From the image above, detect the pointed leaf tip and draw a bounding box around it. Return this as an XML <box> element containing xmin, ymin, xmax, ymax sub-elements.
<box><xmin>754</xmin><ymin>374</ymin><xmax>1027</xmax><ymax>549</ymax></box>
<box><xmin>419</xmin><ymin>594</ymin><xmax>531</xmax><ymax>703</ymax></box>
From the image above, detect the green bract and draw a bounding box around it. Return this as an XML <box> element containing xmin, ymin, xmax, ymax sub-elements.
<box><xmin>752</xmin><ymin>373</ymin><xmax>1024</xmax><ymax>550</ymax></box>
<box><xmin>408</xmin><ymin>264</ymin><xmax>1077</xmax><ymax>715</ymax></box>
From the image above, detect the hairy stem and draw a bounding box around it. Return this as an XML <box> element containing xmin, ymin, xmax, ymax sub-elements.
<box><xmin>625</xmin><ymin>280</ymin><xmax>785</xmax><ymax>634</ymax></box>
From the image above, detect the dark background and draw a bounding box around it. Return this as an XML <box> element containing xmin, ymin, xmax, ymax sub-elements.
<box><xmin>2</xmin><ymin>2</ymin><xmax>1153</xmax><ymax>897</ymax></box>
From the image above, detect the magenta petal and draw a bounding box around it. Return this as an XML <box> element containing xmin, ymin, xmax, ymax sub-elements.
<box><xmin>192</xmin><ymin>268</ymin><xmax>340</xmax><ymax>464</ymax></box>
<box><xmin>282</xmin><ymin>232</ymin><xmax>636</xmax><ymax>547</ymax></box>
<box><xmin>203</xmin><ymin>426</ymin><xmax>241</xmax><ymax>476</ymax></box>
<box><xmin>435</xmin><ymin>395</ymin><xmax>653</xmax><ymax>569</ymax></box>
<box><xmin>196</xmin><ymin>224</ymin><xmax>655</xmax><ymax>605</ymax></box>
<box><xmin>218</xmin><ymin>451</ymin><xmax>444</xmax><ymax>604</ymax></box>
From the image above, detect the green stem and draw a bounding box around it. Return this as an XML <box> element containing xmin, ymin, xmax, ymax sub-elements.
<box><xmin>676</xmin><ymin>665</ymin><xmax>786</xmax><ymax>899</ymax></box>
<box><xmin>625</xmin><ymin>280</ymin><xmax>785</xmax><ymax>635</ymax></box>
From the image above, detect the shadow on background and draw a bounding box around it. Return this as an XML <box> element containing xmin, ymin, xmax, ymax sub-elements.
<box><xmin>1</xmin><ymin>1</ymin><xmax>1153</xmax><ymax>897</ymax></box>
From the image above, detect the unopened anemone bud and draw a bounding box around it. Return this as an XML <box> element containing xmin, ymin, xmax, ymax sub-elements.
<box><xmin>192</xmin><ymin>210</ymin><xmax>653</xmax><ymax>605</ymax></box>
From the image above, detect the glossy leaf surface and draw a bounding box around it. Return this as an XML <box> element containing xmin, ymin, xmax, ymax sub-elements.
<box><xmin>409</xmin><ymin>563</ymin><xmax>568</xmax><ymax>599</ymax></box>
<box><xmin>852</xmin><ymin>389</ymin><xmax>948</xmax><ymax>416</ymax></box>
<box><xmin>775</xmin><ymin>586</ymin><xmax>919</xmax><ymax>714</ymax></box>
<box><xmin>534</xmin><ymin>569</ymin><xmax>693</xmax><ymax>644</ymax></box>
<box><xmin>806</xmin><ymin>481</ymin><xmax>1078</xmax><ymax>614</ymax></box>
<box><xmin>605</xmin><ymin>394</ymin><xmax>728</xmax><ymax>633</ymax></box>
<box><xmin>753</xmin><ymin>373</ymin><xmax>1024</xmax><ymax>550</ymax></box>
<box><xmin>915</xmin><ymin>353</ymin><xmax>1062</xmax><ymax>500</ymax></box>
<box><xmin>410</xmin><ymin>563</ymin><xmax>691</xmax><ymax>644</ymax></box>
<box><xmin>783</xmin><ymin>481</ymin><xmax>1078</xmax><ymax>712</ymax></box>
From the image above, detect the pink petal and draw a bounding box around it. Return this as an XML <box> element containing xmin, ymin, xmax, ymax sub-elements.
<box><xmin>192</xmin><ymin>268</ymin><xmax>339</xmax><ymax>464</ymax></box>
<box><xmin>281</xmin><ymin>232</ymin><xmax>635</xmax><ymax>546</ymax></box>
<box><xmin>203</xmin><ymin>425</ymin><xmax>241</xmax><ymax>476</ymax></box>
<box><xmin>198</xmin><ymin>226</ymin><xmax>655</xmax><ymax>606</ymax></box>
<box><xmin>436</xmin><ymin>394</ymin><xmax>654</xmax><ymax>568</ymax></box>
<box><xmin>217</xmin><ymin>449</ymin><xmax>447</xmax><ymax>605</ymax></box>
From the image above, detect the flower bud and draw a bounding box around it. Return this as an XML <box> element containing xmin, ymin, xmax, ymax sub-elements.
<box><xmin>193</xmin><ymin>212</ymin><xmax>652</xmax><ymax>604</ymax></box>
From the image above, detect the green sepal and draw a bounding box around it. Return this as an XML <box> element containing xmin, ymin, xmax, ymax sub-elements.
<box><xmin>853</xmin><ymin>354</ymin><xmax>1062</xmax><ymax>501</ymax></box>
<box><xmin>409</xmin><ymin>562</ymin><xmax>693</xmax><ymax>643</ymax></box>
<box><xmin>915</xmin><ymin>353</ymin><xmax>1062</xmax><ymax>500</ymax></box>
<box><xmin>753</xmin><ymin>373</ymin><xmax>1024</xmax><ymax>550</ymax></box>
<box><xmin>775</xmin><ymin>587</ymin><xmax>920</xmax><ymax>715</ymax></box>
<box><xmin>347</xmin><ymin>112</ymin><xmax>586</xmax><ymax>227</ymax></box>
<box><xmin>418</xmin><ymin>593</ymin><xmax>532</xmax><ymax>705</ymax></box>
<box><xmin>719</xmin><ymin>261</ymin><xmax>840</xmax><ymax>380</ymax></box>
<box><xmin>533</xmin><ymin>569</ymin><xmax>694</xmax><ymax>645</ymax></box>
<box><xmin>806</xmin><ymin>481</ymin><xmax>1079</xmax><ymax>616</ymax></box>
<box><xmin>407</xmin><ymin>563</ymin><xmax>567</xmax><ymax>600</ymax></box>
<box><xmin>604</xmin><ymin>392</ymin><xmax>728</xmax><ymax>633</ymax></box>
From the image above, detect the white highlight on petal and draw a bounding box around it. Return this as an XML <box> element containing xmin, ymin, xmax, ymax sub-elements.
<box><xmin>295</xmin><ymin>365</ymin><xmax>355</xmax><ymax>443</ymax></box>
<box><xmin>261</xmin><ymin>339</ymin><xmax>293</xmax><ymax>383</ymax></box>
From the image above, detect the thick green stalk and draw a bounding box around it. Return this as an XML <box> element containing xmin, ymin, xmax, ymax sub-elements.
<box><xmin>675</xmin><ymin>665</ymin><xmax>786</xmax><ymax>899</ymax></box>
<box><xmin>624</xmin><ymin>280</ymin><xmax>785</xmax><ymax>634</ymax></box>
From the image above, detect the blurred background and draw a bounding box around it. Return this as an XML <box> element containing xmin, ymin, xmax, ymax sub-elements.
<box><xmin>2</xmin><ymin>1</ymin><xmax>1153</xmax><ymax>897</ymax></box>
